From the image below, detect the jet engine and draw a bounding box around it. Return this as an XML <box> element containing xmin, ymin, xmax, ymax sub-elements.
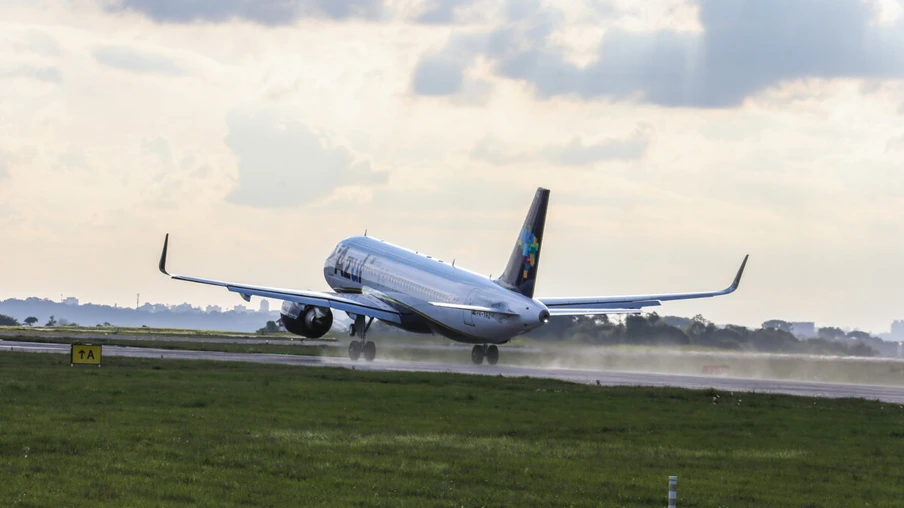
<box><xmin>281</xmin><ymin>305</ymin><xmax>334</xmax><ymax>339</ymax></box>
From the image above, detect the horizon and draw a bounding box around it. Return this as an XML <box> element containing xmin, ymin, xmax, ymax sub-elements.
<box><xmin>1</xmin><ymin>294</ymin><xmax>901</xmax><ymax>340</ymax></box>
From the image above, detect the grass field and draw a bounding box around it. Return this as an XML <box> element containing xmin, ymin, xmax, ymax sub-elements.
<box><xmin>2</xmin><ymin>352</ymin><xmax>903</xmax><ymax>506</ymax></box>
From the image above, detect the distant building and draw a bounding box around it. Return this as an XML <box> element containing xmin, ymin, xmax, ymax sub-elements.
<box><xmin>171</xmin><ymin>303</ymin><xmax>196</xmax><ymax>313</ymax></box>
<box><xmin>62</xmin><ymin>297</ymin><xmax>79</xmax><ymax>306</ymax></box>
<box><xmin>233</xmin><ymin>304</ymin><xmax>247</xmax><ymax>313</ymax></box>
<box><xmin>259</xmin><ymin>299</ymin><xmax>270</xmax><ymax>313</ymax></box>
<box><xmin>790</xmin><ymin>322</ymin><xmax>816</xmax><ymax>339</ymax></box>
<box><xmin>891</xmin><ymin>320</ymin><xmax>904</xmax><ymax>340</ymax></box>
<box><xmin>206</xmin><ymin>305</ymin><xmax>222</xmax><ymax>313</ymax></box>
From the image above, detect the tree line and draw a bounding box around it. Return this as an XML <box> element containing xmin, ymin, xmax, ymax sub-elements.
<box><xmin>526</xmin><ymin>313</ymin><xmax>883</xmax><ymax>357</ymax></box>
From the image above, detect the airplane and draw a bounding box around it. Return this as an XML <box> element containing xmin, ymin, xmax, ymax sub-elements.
<box><xmin>158</xmin><ymin>187</ymin><xmax>748</xmax><ymax>365</ymax></box>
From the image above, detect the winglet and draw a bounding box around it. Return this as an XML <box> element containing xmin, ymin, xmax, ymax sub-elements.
<box><xmin>729</xmin><ymin>254</ymin><xmax>749</xmax><ymax>291</ymax></box>
<box><xmin>159</xmin><ymin>234</ymin><xmax>170</xmax><ymax>275</ymax></box>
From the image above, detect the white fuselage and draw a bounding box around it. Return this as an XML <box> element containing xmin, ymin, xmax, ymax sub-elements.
<box><xmin>320</xmin><ymin>236</ymin><xmax>549</xmax><ymax>344</ymax></box>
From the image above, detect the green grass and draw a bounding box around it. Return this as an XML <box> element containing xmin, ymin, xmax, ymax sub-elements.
<box><xmin>2</xmin><ymin>353</ymin><xmax>904</xmax><ymax>506</ymax></box>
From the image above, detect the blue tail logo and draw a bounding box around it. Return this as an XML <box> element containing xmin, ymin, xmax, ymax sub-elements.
<box><xmin>518</xmin><ymin>227</ymin><xmax>540</xmax><ymax>279</ymax></box>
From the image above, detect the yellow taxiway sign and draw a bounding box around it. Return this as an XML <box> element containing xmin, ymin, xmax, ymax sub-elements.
<box><xmin>71</xmin><ymin>344</ymin><xmax>102</xmax><ymax>366</ymax></box>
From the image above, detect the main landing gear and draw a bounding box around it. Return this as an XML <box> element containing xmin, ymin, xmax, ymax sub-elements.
<box><xmin>471</xmin><ymin>344</ymin><xmax>499</xmax><ymax>365</ymax></box>
<box><xmin>348</xmin><ymin>315</ymin><xmax>376</xmax><ymax>361</ymax></box>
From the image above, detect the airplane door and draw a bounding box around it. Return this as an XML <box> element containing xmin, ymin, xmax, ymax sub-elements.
<box><xmin>463</xmin><ymin>288</ymin><xmax>478</xmax><ymax>326</ymax></box>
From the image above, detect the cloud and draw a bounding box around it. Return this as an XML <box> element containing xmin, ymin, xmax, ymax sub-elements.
<box><xmin>885</xmin><ymin>134</ymin><xmax>904</xmax><ymax>153</ymax></box>
<box><xmin>225</xmin><ymin>107</ymin><xmax>388</xmax><ymax>208</ymax></box>
<box><xmin>93</xmin><ymin>46</ymin><xmax>186</xmax><ymax>76</ymax></box>
<box><xmin>57</xmin><ymin>146</ymin><xmax>88</xmax><ymax>170</ymax></box>
<box><xmin>17</xmin><ymin>30</ymin><xmax>61</xmax><ymax>57</ymax></box>
<box><xmin>413</xmin><ymin>0</ymin><xmax>904</xmax><ymax>108</ymax></box>
<box><xmin>0</xmin><ymin>65</ymin><xmax>62</xmax><ymax>83</ymax></box>
<box><xmin>472</xmin><ymin>124</ymin><xmax>652</xmax><ymax>166</ymax></box>
<box><xmin>0</xmin><ymin>151</ymin><xmax>7</xmax><ymax>180</ymax></box>
<box><xmin>417</xmin><ymin>0</ymin><xmax>473</xmax><ymax>24</ymax></box>
<box><xmin>141</xmin><ymin>137</ymin><xmax>174</xmax><ymax>169</ymax></box>
<box><xmin>410</xmin><ymin>33</ymin><xmax>490</xmax><ymax>96</ymax></box>
<box><xmin>412</xmin><ymin>53</ymin><xmax>465</xmax><ymax>95</ymax></box>
<box><xmin>107</xmin><ymin>0</ymin><xmax>383</xmax><ymax>25</ymax></box>
<box><xmin>542</xmin><ymin>127</ymin><xmax>651</xmax><ymax>166</ymax></box>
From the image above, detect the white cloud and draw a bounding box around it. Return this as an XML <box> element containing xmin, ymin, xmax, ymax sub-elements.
<box><xmin>93</xmin><ymin>46</ymin><xmax>186</xmax><ymax>76</ymax></box>
<box><xmin>886</xmin><ymin>134</ymin><xmax>904</xmax><ymax>153</ymax></box>
<box><xmin>225</xmin><ymin>106</ymin><xmax>388</xmax><ymax>208</ymax></box>
<box><xmin>106</xmin><ymin>0</ymin><xmax>384</xmax><ymax>25</ymax></box>
<box><xmin>14</xmin><ymin>30</ymin><xmax>62</xmax><ymax>56</ymax></box>
<box><xmin>0</xmin><ymin>65</ymin><xmax>62</xmax><ymax>83</ymax></box>
<box><xmin>141</xmin><ymin>137</ymin><xmax>174</xmax><ymax>170</ymax></box>
<box><xmin>471</xmin><ymin>123</ymin><xmax>652</xmax><ymax>166</ymax></box>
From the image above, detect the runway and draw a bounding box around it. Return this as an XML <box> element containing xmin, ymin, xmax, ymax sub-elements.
<box><xmin>5</xmin><ymin>339</ymin><xmax>904</xmax><ymax>403</ymax></box>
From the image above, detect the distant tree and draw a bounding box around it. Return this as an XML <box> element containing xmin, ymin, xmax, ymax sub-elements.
<box><xmin>749</xmin><ymin>327</ymin><xmax>799</xmax><ymax>353</ymax></box>
<box><xmin>685</xmin><ymin>319</ymin><xmax>709</xmax><ymax>342</ymax></box>
<box><xmin>625</xmin><ymin>314</ymin><xmax>652</xmax><ymax>340</ymax></box>
<box><xmin>818</xmin><ymin>327</ymin><xmax>846</xmax><ymax>341</ymax></box>
<box><xmin>762</xmin><ymin>320</ymin><xmax>793</xmax><ymax>332</ymax></box>
<box><xmin>647</xmin><ymin>312</ymin><xmax>661</xmax><ymax>326</ymax></box>
<box><xmin>24</xmin><ymin>316</ymin><xmax>38</xmax><ymax>326</ymax></box>
<box><xmin>648</xmin><ymin>323</ymin><xmax>691</xmax><ymax>346</ymax></box>
<box><xmin>45</xmin><ymin>315</ymin><xmax>57</xmax><ymax>327</ymax></box>
<box><xmin>102</xmin><ymin>322</ymin><xmax>112</xmax><ymax>327</ymax></box>
<box><xmin>846</xmin><ymin>330</ymin><xmax>873</xmax><ymax>342</ymax></box>
<box><xmin>257</xmin><ymin>320</ymin><xmax>281</xmax><ymax>334</ymax></box>
<box><xmin>0</xmin><ymin>314</ymin><xmax>20</xmax><ymax>326</ymax></box>
<box><xmin>661</xmin><ymin>315</ymin><xmax>693</xmax><ymax>329</ymax></box>
<box><xmin>725</xmin><ymin>324</ymin><xmax>750</xmax><ymax>338</ymax></box>
<box><xmin>849</xmin><ymin>342</ymin><xmax>878</xmax><ymax>357</ymax></box>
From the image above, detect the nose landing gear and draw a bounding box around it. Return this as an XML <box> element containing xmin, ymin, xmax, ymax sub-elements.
<box><xmin>348</xmin><ymin>315</ymin><xmax>376</xmax><ymax>361</ymax></box>
<box><xmin>471</xmin><ymin>344</ymin><xmax>499</xmax><ymax>365</ymax></box>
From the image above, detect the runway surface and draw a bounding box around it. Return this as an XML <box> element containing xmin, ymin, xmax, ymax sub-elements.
<box><xmin>5</xmin><ymin>339</ymin><xmax>904</xmax><ymax>403</ymax></box>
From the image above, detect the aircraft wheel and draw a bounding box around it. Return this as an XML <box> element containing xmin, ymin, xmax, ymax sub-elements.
<box><xmin>486</xmin><ymin>345</ymin><xmax>499</xmax><ymax>365</ymax></box>
<box><xmin>363</xmin><ymin>341</ymin><xmax>376</xmax><ymax>362</ymax></box>
<box><xmin>348</xmin><ymin>341</ymin><xmax>362</xmax><ymax>361</ymax></box>
<box><xmin>471</xmin><ymin>345</ymin><xmax>485</xmax><ymax>365</ymax></box>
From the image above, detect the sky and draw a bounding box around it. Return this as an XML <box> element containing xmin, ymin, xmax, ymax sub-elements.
<box><xmin>1</xmin><ymin>0</ymin><xmax>904</xmax><ymax>333</ymax></box>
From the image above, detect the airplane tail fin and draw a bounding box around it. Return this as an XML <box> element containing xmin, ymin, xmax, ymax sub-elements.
<box><xmin>498</xmin><ymin>187</ymin><xmax>550</xmax><ymax>298</ymax></box>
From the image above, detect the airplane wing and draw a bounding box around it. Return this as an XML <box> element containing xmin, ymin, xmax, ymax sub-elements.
<box><xmin>158</xmin><ymin>235</ymin><xmax>402</xmax><ymax>324</ymax></box>
<box><xmin>547</xmin><ymin>308</ymin><xmax>643</xmax><ymax>317</ymax></box>
<box><xmin>539</xmin><ymin>255</ymin><xmax>748</xmax><ymax>313</ymax></box>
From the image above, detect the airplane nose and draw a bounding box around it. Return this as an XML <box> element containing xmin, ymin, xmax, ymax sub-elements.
<box><xmin>538</xmin><ymin>309</ymin><xmax>550</xmax><ymax>324</ymax></box>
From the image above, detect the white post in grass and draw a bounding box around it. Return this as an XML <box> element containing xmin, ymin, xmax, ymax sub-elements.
<box><xmin>668</xmin><ymin>476</ymin><xmax>677</xmax><ymax>507</ymax></box>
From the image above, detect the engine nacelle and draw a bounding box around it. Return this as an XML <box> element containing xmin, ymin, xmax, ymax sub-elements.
<box><xmin>280</xmin><ymin>304</ymin><xmax>333</xmax><ymax>339</ymax></box>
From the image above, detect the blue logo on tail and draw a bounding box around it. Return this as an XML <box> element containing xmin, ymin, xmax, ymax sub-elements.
<box><xmin>518</xmin><ymin>227</ymin><xmax>540</xmax><ymax>279</ymax></box>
